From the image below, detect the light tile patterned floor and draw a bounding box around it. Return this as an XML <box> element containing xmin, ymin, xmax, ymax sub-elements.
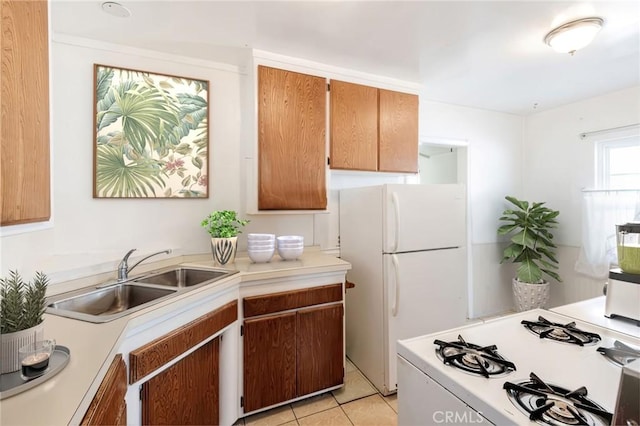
<box><xmin>239</xmin><ymin>359</ymin><xmax>398</xmax><ymax>426</ymax></box>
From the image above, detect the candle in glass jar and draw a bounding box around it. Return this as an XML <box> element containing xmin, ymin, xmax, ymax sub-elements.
<box><xmin>21</xmin><ymin>352</ymin><xmax>50</xmax><ymax>378</ymax></box>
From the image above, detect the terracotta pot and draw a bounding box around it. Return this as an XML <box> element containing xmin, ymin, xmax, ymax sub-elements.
<box><xmin>210</xmin><ymin>236</ymin><xmax>238</xmax><ymax>266</ymax></box>
<box><xmin>1</xmin><ymin>323</ymin><xmax>45</xmax><ymax>373</ymax></box>
<box><xmin>512</xmin><ymin>278</ymin><xmax>550</xmax><ymax>312</ymax></box>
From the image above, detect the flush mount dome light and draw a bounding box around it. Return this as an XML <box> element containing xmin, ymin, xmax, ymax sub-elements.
<box><xmin>101</xmin><ymin>2</ymin><xmax>131</xmax><ymax>18</ymax></box>
<box><xmin>544</xmin><ymin>17</ymin><xmax>604</xmax><ymax>55</ymax></box>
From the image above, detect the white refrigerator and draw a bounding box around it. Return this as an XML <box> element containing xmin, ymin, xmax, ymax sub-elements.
<box><xmin>339</xmin><ymin>183</ymin><xmax>468</xmax><ymax>395</ymax></box>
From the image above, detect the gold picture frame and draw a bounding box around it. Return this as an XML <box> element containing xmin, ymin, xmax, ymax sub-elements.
<box><xmin>93</xmin><ymin>64</ymin><xmax>209</xmax><ymax>198</ymax></box>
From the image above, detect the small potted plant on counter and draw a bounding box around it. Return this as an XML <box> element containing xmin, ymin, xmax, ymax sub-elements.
<box><xmin>201</xmin><ymin>210</ymin><xmax>250</xmax><ymax>265</ymax></box>
<box><xmin>0</xmin><ymin>271</ymin><xmax>49</xmax><ymax>373</ymax></box>
<box><xmin>498</xmin><ymin>196</ymin><xmax>561</xmax><ymax>312</ymax></box>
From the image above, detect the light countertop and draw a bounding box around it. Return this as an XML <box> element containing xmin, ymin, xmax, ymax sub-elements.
<box><xmin>550</xmin><ymin>296</ymin><xmax>640</xmax><ymax>338</ymax></box>
<box><xmin>0</xmin><ymin>250</ymin><xmax>350</xmax><ymax>426</ymax></box>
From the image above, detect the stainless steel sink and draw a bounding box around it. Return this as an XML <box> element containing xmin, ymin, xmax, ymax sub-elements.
<box><xmin>45</xmin><ymin>266</ymin><xmax>237</xmax><ymax>323</ymax></box>
<box><xmin>133</xmin><ymin>267</ymin><xmax>231</xmax><ymax>288</ymax></box>
<box><xmin>46</xmin><ymin>284</ymin><xmax>177</xmax><ymax>323</ymax></box>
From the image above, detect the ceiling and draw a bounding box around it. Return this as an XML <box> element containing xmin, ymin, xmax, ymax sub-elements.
<box><xmin>51</xmin><ymin>1</ymin><xmax>640</xmax><ymax>115</ymax></box>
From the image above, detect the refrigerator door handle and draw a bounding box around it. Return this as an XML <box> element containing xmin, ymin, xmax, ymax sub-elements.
<box><xmin>391</xmin><ymin>192</ymin><xmax>400</xmax><ymax>252</ymax></box>
<box><xmin>391</xmin><ymin>254</ymin><xmax>400</xmax><ymax>316</ymax></box>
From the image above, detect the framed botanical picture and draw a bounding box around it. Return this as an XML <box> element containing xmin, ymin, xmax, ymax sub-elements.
<box><xmin>93</xmin><ymin>64</ymin><xmax>209</xmax><ymax>198</ymax></box>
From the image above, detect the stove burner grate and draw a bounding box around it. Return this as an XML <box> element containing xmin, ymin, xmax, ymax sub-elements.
<box><xmin>522</xmin><ymin>316</ymin><xmax>601</xmax><ymax>346</ymax></box>
<box><xmin>597</xmin><ymin>340</ymin><xmax>640</xmax><ymax>367</ymax></box>
<box><xmin>504</xmin><ymin>372</ymin><xmax>612</xmax><ymax>426</ymax></box>
<box><xmin>434</xmin><ymin>335</ymin><xmax>516</xmax><ymax>378</ymax></box>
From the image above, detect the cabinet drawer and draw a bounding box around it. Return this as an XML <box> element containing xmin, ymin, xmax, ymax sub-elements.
<box><xmin>129</xmin><ymin>300</ymin><xmax>237</xmax><ymax>383</ymax></box>
<box><xmin>243</xmin><ymin>284</ymin><xmax>342</xmax><ymax>318</ymax></box>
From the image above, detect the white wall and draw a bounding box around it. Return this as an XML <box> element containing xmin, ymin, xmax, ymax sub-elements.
<box><xmin>523</xmin><ymin>86</ymin><xmax>640</xmax><ymax>307</ymax></box>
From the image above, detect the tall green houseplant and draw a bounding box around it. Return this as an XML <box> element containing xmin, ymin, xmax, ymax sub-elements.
<box><xmin>498</xmin><ymin>196</ymin><xmax>562</xmax><ymax>283</ymax></box>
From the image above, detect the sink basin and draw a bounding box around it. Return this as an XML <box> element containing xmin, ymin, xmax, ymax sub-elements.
<box><xmin>46</xmin><ymin>267</ymin><xmax>237</xmax><ymax>323</ymax></box>
<box><xmin>133</xmin><ymin>267</ymin><xmax>233</xmax><ymax>288</ymax></box>
<box><xmin>46</xmin><ymin>284</ymin><xmax>177</xmax><ymax>323</ymax></box>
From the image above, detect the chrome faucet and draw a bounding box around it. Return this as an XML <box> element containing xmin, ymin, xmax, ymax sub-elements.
<box><xmin>117</xmin><ymin>248</ymin><xmax>172</xmax><ymax>281</ymax></box>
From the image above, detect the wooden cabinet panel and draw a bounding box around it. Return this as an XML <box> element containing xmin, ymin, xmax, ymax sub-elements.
<box><xmin>330</xmin><ymin>80</ymin><xmax>378</xmax><ymax>171</ymax></box>
<box><xmin>81</xmin><ymin>354</ymin><xmax>127</xmax><ymax>426</ymax></box>
<box><xmin>378</xmin><ymin>89</ymin><xmax>419</xmax><ymax>173</ymax></box>
<box><xmin>243</xmin><ymin>283</ymin><xmax>342</xmax><ymax>318</ymax></box>
<box><xmin>297</xmin><ymin>304</ymin><xmax>344</xmax><ymax>396</ymax></box>
<box><xmin>243</xmin><ymin>312</ymin><xmax>297</xmax><ymax>412</ymax></box>
<box><xmin>258</xmin><ymin>65</ymin><xmax>327</xmax><ymax>210</ymax></box>
<box><xmin>130</xmin><ymin>300</ymin><xmax>237</xmax><ymax>383</ymax></box>
<box><xmin>0</xmin><ymin>0</ymin><xmax>50</xmax><ymax>225</ymax></box>
<box><xmin>142</xmin><ymin>338</ymin><xmax>219</xmax><ymax>425</ymax></box>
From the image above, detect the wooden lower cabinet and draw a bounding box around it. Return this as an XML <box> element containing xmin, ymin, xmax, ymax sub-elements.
<box><xmin>297</xmin><ymin>304</ymin><xmax>344</xmax><ymax>396</ymax></box>
<box><xmin>243</xmin><ymin>312</ymin><xmax>297</xmax><ymax>412</ymax></box>
<box><xmin>81</xmin><ymin>354</ymin><xmax>127</xmax><ymax>426</ymax></box>
<box><xmin>132</xmin><ymin>301</ymin><xmax>236</xmax><ymax>426</ymax></box>
<box><xmin>141</xmin><ymin>337</ymin><xmax>219</xmax><ymax>425</ymax></box>
<box><xmin>243</xmin><ymin>286</ymin><xmax>344</xmax><ymax>413</ymax></box>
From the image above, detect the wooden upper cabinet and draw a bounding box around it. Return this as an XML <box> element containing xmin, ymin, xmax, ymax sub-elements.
<box><xmin>378</xmin><ymin>89</ymin><xmax>419</xmax><ymax>173</ymax></box>
<box><xmin>330</xmin><ymin>80</ymin><xmax>378</xmax><ymax>171</ymax></box>
<box><xmin>258</xmin><ymin>65</ymin><xmax>327</xmax><ymax>210</ymax></box>
<box><xmin>0</xmin><ymin>0</ymin><xmax>50</xmax><ymax>225</ymax></box>
<box><xmin>328</xmin><ymin>80</ymin><xmax>418</xmax><ymax>174</ymax></box>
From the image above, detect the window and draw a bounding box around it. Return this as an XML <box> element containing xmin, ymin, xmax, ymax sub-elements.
<box><xmin>575</xmin><ymin>126</ymin><xmax>640</xmax><ymax>278</ymax></box>
<box><xmin>596</xmin><ymin>135</ymin><xmax>640</xmax><ymax>189</ymax></box>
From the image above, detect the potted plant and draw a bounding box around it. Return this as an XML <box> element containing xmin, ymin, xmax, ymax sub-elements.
<box><xmin>0</xmin><ymin>271</ymin><xmax>49</xmax><ymax>373</ymax></box>
<box><xmin>498</xmin><ymin>196</ymin><xmax>561</xmax><ymax>312</ymax></box>
<box><xmin>201</xmin><ymin>210</ymin><xmax>249</xmax><ymax>265</ymax></box>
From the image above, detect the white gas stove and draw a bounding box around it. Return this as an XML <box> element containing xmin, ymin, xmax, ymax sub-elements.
<box><xmin>397</xmin><ymin>309</ymin><xmax>640</xmax><ymax>425</ymax></box>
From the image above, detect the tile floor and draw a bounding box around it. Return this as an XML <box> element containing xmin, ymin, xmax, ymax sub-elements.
<box><xmin>238</xmin><ymin>359</ymin><xmax>398</xmax><ymax>426</ymax></box>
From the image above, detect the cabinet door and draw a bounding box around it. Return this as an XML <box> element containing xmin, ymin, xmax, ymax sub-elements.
<box><xmin>329</xmin><ymin>80</ymin><xmax>378</xmax><ymax>171</ymax></box>
<box><xmin>0</xmin><ymin>0</ymin><xmax>50</xmax><ymax>225</ymax></box>
<box><xmin>81</xmin><ymin>354</ymin><xmax>127</xmax><ymax>426</ymax></box>
<box><xmin>258</xmin><ymin>65</ymin><xmax>327</xmax><ymax>210</ymax></box>
<box><xmin>243</xmin><ymin>312</ymin><xmax>296</xmax><ymax>412</ymax></box>
<box><xmin>378</xmin><ymin>89</ymin><xmax>418</xmax><ymax>173</ymax></box>
<box><xmin>142</xmin><ymin>338</ymin><xmax>219</xmax><ymax>425</ymax></box>
<box><xmin>297</xmin><ymin>303</ymin><xmax>344</xmax><ymax>396</ymax></box>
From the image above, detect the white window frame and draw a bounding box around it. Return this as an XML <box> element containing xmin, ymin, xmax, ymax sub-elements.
<box><xmin>594</xmin><ymin>130</ymin><xmax>640</xmax><ymax>190</ymax></box>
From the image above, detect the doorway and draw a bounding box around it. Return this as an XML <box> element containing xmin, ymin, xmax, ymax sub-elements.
<box><xmin>418</xmin><ymin>140</ymin><xmax>467</xmax><ymax>185</ymax></box>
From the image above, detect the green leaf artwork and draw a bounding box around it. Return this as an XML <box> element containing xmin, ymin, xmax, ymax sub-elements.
<box><xmin>93</xmin><ymin>64</ymin><xmax>209</xmax><ymax>198</ymax></box>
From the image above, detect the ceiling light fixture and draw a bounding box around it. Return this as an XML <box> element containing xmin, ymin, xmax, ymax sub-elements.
<box><xmin>544</xmin><ymin>17</ymin><xmax>604</xmax><ymax>55</ymax></box>
<box><xmin>101</xmin><ymin>2</ymin><xmax>131</xmax><ymax>18</ymax></box>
